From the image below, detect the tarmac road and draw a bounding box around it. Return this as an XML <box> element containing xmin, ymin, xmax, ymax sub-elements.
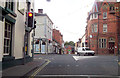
<box><xmin>29</xmin><ymin>54</ymin><xmax>118</xmax><ymax>78</ymax></box>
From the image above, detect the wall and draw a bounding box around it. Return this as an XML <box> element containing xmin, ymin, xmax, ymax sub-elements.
<box><xmin>35</xmin><ymin>16</ymin><xmax>45</xmax><ymax>38</ymax></box>
<box><xmin>86</xmin><ymin>1</ymin><xmax>118</xmax><ymax>55</ymax></box>
<box><xmin>0</xmin><ymin>21</ymin><xmax>3</xmax><ymax>62</ymax></box>
<box><xmin>81</xmin><ymin>34</ymin><xmax>86</xmax><ymax>47</ymax></box>
<box><xmin>13</xmin><ymin>1</ymin><xmax>26</xmax><ymax>59</ymax></box>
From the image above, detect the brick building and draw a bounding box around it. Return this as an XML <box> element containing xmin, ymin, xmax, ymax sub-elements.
<box><xmin>52</xmin><ymin>29</ymin><xmax>64</xmax><ymax>54</ymax></box>
<box><xmin>65</xmin><ymin>45</ymin><xmax>75</xmax><ymax>54</ymax></box>
<box><xmin>86</xmin><ymin>0</ymin><xmax>120</xmax><ymax>55</ymax></box>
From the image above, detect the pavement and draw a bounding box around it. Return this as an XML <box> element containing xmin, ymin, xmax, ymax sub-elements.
<box><xmin>2</xmin><ymin>58</ymin><xmax>46</xmax><ymax>78</ymax></box>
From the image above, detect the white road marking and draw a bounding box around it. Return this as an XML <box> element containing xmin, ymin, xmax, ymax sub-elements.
<box><xmin>59</xmin><ymin>65</ymin><xmax>62</xmax><ymax>67</ymax></box>
<box><xmin>39</xmin><ymin>57</ymin><xmax>42</xmax><ymax>59</ymax></box>
<box><xmin>34</xmin><ymin>58</ymin><xmax>37</xmax><ymax>59</ymax></box>
<box><xmin>76</xmin><ymin>65</ymin><xmax>79</xmax><ymax>67</ymax></box>
<box><xmin>73</xmin><ymin>56</ymin><xmax>98</xmax><ymax>61</ymax></box>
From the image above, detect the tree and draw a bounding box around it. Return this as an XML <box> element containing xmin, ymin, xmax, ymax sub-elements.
<box><xmin>64</xmin><ymin>41</ymin><xmax>75</xmax><ymax>46</ymax></box>
<box><xmin>69</xmin><ymin>41</ymin><xmax>75</xmax><ymax>46</ymax></box>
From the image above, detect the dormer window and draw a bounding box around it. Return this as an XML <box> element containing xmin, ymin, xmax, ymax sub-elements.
<box><xmin>110</xmin><ymin>6</ymin><xmax>114</xmax><ymax>11</ymax></box>
<box><xmin>94</xmin><ymin>13</ymin><xmax>98</xmax><ymax>19</ymax></box>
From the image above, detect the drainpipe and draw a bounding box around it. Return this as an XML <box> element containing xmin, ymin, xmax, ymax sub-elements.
<box><xmin>97</xmin><ymin>12</ymin><xmax>99</xmax><ymax>55</ymax></box>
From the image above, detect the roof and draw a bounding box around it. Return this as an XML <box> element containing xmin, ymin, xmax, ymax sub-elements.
<box><xmin>88</xmin><ymin>0</ymin><xmax>116</xmax><ymax>16</ymax></box>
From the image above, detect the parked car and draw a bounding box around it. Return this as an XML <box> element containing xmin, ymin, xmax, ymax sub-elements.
<box><xmin>77</xmin><ymin>47</ymin><xmax>95</xmax><ymax>56</ymax></box>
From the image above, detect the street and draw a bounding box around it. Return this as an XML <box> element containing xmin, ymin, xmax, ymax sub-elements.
<box><xmin>27</xmin><ymin>54</ymin><xmax>118</xmax><ymax>78</ymax></box>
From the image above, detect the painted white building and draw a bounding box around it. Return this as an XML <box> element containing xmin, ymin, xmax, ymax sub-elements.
<box><xmin>35</xmin><ymin>9</ymin><xmax>53</xmax><ymax>54</ymax></box>
<box><xmin>81</xmin><ymin>34</ymin><xmax>87</xmax><ymax>47</ymax></box>
<box><xmin>0</xmin><ymin>0</ymin><xmax>34</xmax><ymax>69</ymax></box>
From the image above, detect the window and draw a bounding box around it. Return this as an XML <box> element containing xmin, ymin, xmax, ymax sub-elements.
<box><xmin>6</xmin><ymin>0</ymin><xmax>14</xmax><ymax>11</ymax></box>
<box><xmin>91</xmin><ymin>24</ymin><xmax>94</xmax><ymax>33</ymax></box>
<box><xmin>92</xmin><ymin>14</ymin><xmax>93</xmax><ymax>19</ymax></box>
<box><xmin>99</xmin><ymin>38</ymin><xmax>107</xmax><ymax>48</ymax></box>
<box><xmin>82</xmin><ymin>43</ymin><xmax>84</xmax><ymax>47</ymax></box>
<box><xmin>103</xmin><ymin>12</ymin><xmax>107</xmax><ymax>19</ymax></box>
<box><xmin>103</xmin><ymin>24</ymin><xmax>107</xmax><ymax>32</ymax></box>
<box><xmin>110</xmin><ymin>7</ymin><xmax>114</xmax><ymax>11</ymax></box>
<box><xmin>17</xmin><ymin>0</ymin><xmax>25</xmax><ymax>14</ymax></box>
<box><xmin>91</xmin><ymin>23</ymin><xmax>97</xmax><ymax>33</ymax></box>
<box><xmin>4</xmin><ymin>21</ymin><xmax>12</xmax><ymax>55</ymax></box>
<box><xmin>94</xmin><ymin>13</ymin><xmax>98</xmax><ymax>19</ymax></box>
<box><xmin>90</xmin><ymin>14</ymin><xmax>92</xmax><ymax>20</ymax></box>
<box><xmin>94</xmin><ymin>24</ymin><xmax>97</xmax><ymax>32</ymax></box>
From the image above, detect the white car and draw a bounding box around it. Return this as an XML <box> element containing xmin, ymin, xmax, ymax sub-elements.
<box><xmin>77</xmin><ymin>47</ymin><xmax>95</xmax><ymax>56</ymax></box>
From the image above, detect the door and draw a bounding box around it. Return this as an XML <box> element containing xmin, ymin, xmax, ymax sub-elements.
<box><xmin>109</xmin><ymin>42</ymin><xmax>115</xmax><ymax>54</ymax></box>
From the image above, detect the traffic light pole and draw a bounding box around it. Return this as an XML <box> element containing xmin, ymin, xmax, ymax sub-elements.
<box><xmin>32</xmin><ymin>2</ymin><xmax>35</xmax><ymax>59</ymax></box>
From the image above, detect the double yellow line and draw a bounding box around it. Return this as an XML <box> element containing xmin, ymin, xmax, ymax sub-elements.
<box><xmin>29</xmin><ymin>59</ymin><xmax>51</xmax><ymax>78</ymax></box>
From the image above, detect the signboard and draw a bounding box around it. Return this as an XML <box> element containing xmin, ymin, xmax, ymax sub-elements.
<box><xmin>68</xmin><ymin>50</ymin><xmax>72</xmax><ymax>51</ymax></box>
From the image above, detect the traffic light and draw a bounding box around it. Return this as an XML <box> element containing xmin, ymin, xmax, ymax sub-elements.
<box><xmin>28</xmin><ymin>12</ymin><xmax>33</xmax><ymax>27</ymax></box>
<box><xmin>48</xmin><ymin>39</ymin><xmax>51</xmax><ymax>43</ymax></box>
<box><xmin>33</xmin><ymin>20</ymin><xmax>36</xmax><ymax>29</ymax></box>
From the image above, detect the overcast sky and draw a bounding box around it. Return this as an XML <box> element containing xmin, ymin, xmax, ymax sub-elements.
<box><xmin>34</xmin><ymin>0</ymin><xmax>120</xmax><ymax>43</ymax></box>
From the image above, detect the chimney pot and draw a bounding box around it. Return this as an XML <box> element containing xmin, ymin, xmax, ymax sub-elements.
<box><xmin>38</xmin><ymin>9</ymin><xmax>43</xmax><ymax>13</ymax></box>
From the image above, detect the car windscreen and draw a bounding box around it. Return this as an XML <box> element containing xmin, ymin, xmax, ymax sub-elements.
<box><xmin>85</xmin><ymin>48</ymin><xmax>91</xmax><ymax>50</ymax></box>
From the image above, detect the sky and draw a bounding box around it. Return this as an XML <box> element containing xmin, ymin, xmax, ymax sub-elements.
<box><xmin>34</xmin><ymin>0</ymin><xmax>119</xmax><ymax>43</ymax></box>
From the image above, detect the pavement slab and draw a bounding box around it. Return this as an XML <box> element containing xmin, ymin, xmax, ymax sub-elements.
<box><xmin>2</xmin><ymin>59</ymin><xmax>46</xmax><ymax>77</ymax></box>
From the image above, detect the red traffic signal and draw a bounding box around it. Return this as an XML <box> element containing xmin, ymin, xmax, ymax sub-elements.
<box><xmin>28</xmin><ymin>12</ymin><xmax>33</xmax><ymax>17</ymax></box>
<box><xmin>27</xmin><ymin>12</ymin><xmax>33</xmax><ymax>27</ymax></box>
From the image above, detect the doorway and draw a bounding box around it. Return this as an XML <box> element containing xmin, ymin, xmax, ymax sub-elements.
<box><xmin>109</xmin><ymin>42</ymin><xmax>115</xmax><ymax>54</ymax></box>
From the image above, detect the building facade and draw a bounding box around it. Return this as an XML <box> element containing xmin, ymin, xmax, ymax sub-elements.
<box><xmin>0</xmin><ymin>0</ymin><xmax>35</xmax><ymax>69</ymax></box>
<box><xmin>52</xmin><ymin>29</ymin><xmax>64</xmax><ymax>54</ymax></box>
<box><xmin>65</xmin><ymin>45</ymin><xmax>74</xmax><ymax>54</ymax></box>
<box><xmin>81</xmin><ymin>34</ymin><xmax>87</xmax><ymax>47</ymax></box>
<box><xmin>86</xmin><ymin>0</ymin><xmax>120</xmax><ymax>55</ymax></box>
<box><xmin>74</xmin><ymin>38</ymin><xmax>81</xmax><ymax>52</ymax></box>
<box><xmin>35</xmin><ymin>9</ymin><xmax>53</xmax><ymax>54</ymax></box>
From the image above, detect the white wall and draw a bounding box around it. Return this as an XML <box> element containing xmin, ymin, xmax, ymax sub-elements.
<box><xmin>14</xmin><ymin>7</ymin><xmax>25</xmax><ymax>59</ymax></box>
<box><xmin>0</xmin><ymin>21</ymin><xmax>3</xmax><ymax>61</ymax></box>
<box><xmin>35</xmin><ymin>15</ymin><xmax>53</xmax><ymax>40</ymax></box>
<box><xmin>81</xmin><ymin>35</ymin><xmax>86</xmax><ymax>47</ymax></box>
<box><xmin>35</xmin><ymin>16</ymin><xmax>45</xmax><ymax>38</ymax></box>
<box><xmin>0</xmin><ymin>0</ymin><xmax>5</xmax><ymax>8</ymax></box>
<box><xmin>13</xmin><ymin>1</ymin><xmax>33</xmax><ymax>59</ymax></box>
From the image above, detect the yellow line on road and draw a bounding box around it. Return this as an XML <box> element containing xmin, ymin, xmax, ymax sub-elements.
<box><xmin>29</xmin><ymin>59</ymin><xmax>51</xmax><ymax>78</ymax></box>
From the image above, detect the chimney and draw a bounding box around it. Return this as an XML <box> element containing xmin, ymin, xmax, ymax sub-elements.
<box><xmin>38</xmin><ymin>9</ymin><xmax>43</xmax><ymax>13</ymax></box>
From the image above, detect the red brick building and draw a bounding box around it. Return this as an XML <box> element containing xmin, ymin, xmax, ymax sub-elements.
<box><xmin>86</xmin><ymin>0</ymin><xmax>120</xmax><ymax>55</ymax></box>
<box><xmin>52</xmin><ymin>29</ymin><xmax>64</xmax><ymax>54</ymax></box>
<box><xmin>65</xmin><ymin>45</ymin><xmax>74</xmax><ymax>54</ymax></box>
